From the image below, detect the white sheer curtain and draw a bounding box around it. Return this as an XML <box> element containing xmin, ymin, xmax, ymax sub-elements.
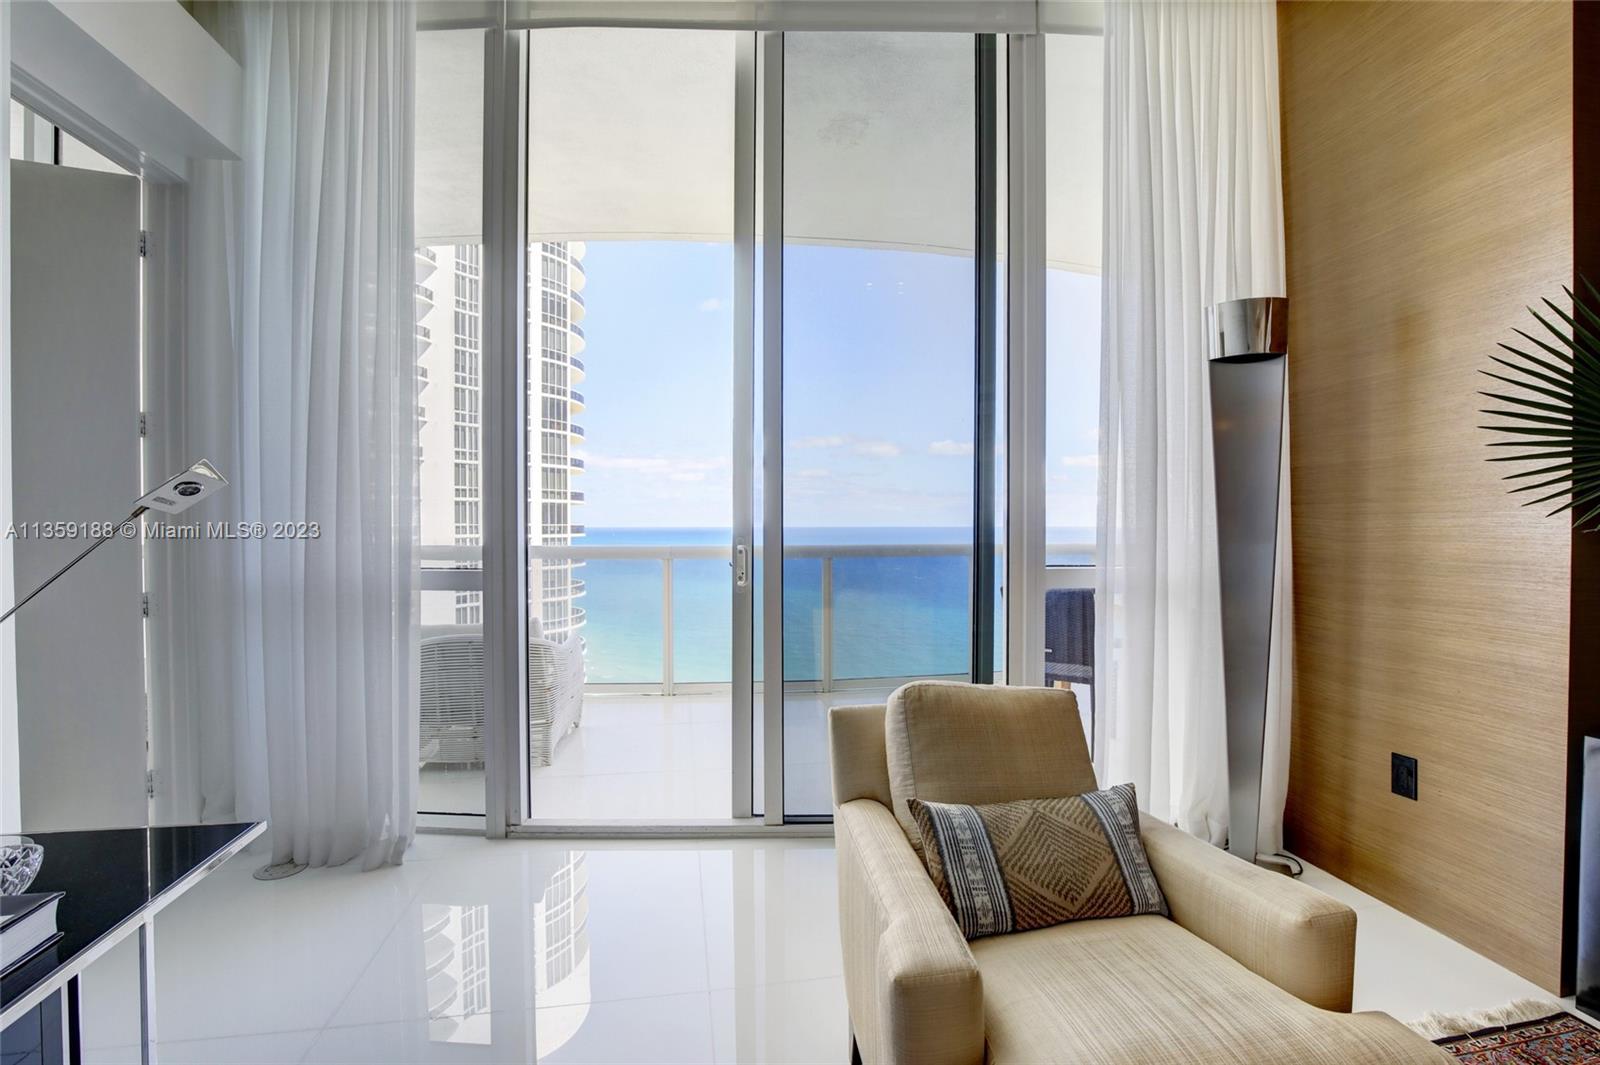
<box><xmin>181</xmin><ymin>0</ymin><xmax>419</xmax><ymax>870</ymax></box>
<box><xmin>1095</xmin><ymin>0</ymin><xmax>1291</xmax><ymax>854</ymax></box>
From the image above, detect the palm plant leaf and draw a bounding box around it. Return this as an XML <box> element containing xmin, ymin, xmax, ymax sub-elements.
<box><xmin>1483</xmin><ymin>282</ymin><xmax>1600</xmax><ymax>529</ymax></box>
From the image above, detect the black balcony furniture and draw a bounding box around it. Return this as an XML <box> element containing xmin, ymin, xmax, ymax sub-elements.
<box><xmin>1044</xmin><ymin>586</ymin><xmax>1095</xmax><ymax>746</ymax></box>
<box><xmin>1044</xmin><ymin>587</ymin><xmax>1094</xmax><ymax>688</ymax></box>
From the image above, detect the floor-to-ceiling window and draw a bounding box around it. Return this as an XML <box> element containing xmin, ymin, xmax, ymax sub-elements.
<box><xmin>1042</xmin><ymin>30</ymin><xmax>1103</xmax><ymax>746</ymax></box>
<box><xmin>415</xmin><ymin>27</ymin><xmax>489</xmax><ymax>817</ymax></box>
<box><xmin>411</xmin><ymin>13</ymin><xmax>1100</xmax><ymax>830</ymax></box>
<box><xmin>778</xmin><ymin>32</ymin><xmax>980</xmax><ymax>817</ymax></box>
<box><xmin>524</xmin><ymin>28</ymin><xmax>739</xmax><ymax>821</ymax></box>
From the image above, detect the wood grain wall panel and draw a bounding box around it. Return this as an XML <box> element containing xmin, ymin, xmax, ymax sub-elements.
<box><xmin>1279</xmin><ymin>1</ymin><xmax>1573</xmax><ymax>991</ymax></box>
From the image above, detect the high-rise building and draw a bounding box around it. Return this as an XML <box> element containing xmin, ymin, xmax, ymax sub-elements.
<box><xmin>530</xmin><ymin>241</ymin><xmax>588</xmax><ymax>641</ymax></box>
<box><xmin>416</xmin><ymin>240</ymin><xmax>587</xmax><ymax>638</ymax></box>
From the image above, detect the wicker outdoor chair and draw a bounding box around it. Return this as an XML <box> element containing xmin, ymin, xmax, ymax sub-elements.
<box><xmin>419</xmin><ymin>623</ymin><xmax>585</xmax><ymax>769</ymax></box>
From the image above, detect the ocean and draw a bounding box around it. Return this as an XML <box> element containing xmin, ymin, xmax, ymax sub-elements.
<box><xmin>576</xmin><ymin>527</ymin><xmax>1093</xmax><ymax>684</ymax></box>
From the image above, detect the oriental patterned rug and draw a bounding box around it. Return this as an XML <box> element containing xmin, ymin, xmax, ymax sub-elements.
<box><xmin>1415</xmin><ymin>1002</ymin><xmax>1600</xmax><ymax>1063</ymax></box>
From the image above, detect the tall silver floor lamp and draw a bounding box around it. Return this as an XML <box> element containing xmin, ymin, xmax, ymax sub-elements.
<box><xmin>0</xmin><ymin>461</ymin><xmax>227</xmax><ymax>626</ymax></box>
<box><xmin>1206</xmin><ymin>297</ymin><xmax>1292</xmax><ymax>868</ymax></box>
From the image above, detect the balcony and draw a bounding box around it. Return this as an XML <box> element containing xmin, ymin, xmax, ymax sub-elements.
<box><xmin>415</xmin><ymin>246</ymin><xmax>438</xmax><ymax>283</ymax></box>
<box><xmin>420</xmin><ymin>540</ymin><xmax>1092</xmax><ymax>691</ymax></box>
<box><xmin>416</xmin><ymin>540</ymin><xmax>1094</xmax><ymax>820</ymax></box>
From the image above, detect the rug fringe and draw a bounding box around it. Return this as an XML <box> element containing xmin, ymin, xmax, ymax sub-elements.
<box><xmin>1405</xmin><ymin>998</ymin><xmax>1566</xmax><ymax>1041</ymax></box>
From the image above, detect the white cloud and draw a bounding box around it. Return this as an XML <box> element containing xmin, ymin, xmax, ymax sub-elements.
<box><xmin>1059</xmin><ymin>453</ymin><xmax>1099</xmax><ymax>468</ymax></box>
<box><xmin>929</xmin><ymin>440</ymin><xmax>973</xmax><ymax>457</ymax></box>
<box><xmin>792</xmin><ymin>434</ymin><xmax>901</xmax><ymax>459</ymax></box>
<box><xmin>792</xmin><ymin>467</ymin><xmax>831</xmax><ymax>479</ymax></box>
<box><xmin>698</xmin><ymin>297</ymin><xmax>724</xmax><ymax>312</ymax></box>
<box><xmin>854</xmin><ymin>440</ymin><xmax>902</xmax><ymax>459</ymax></box>
<box><xmin>793</xmin><ymin>435</ymin><xmax>847</xmax><ymax>450</ymax></box>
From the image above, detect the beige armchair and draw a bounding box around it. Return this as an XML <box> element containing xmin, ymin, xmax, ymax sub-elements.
<box><xmin>830</xmin><ymin>682</ymin><xmax>1449</xmax><ymax>1065</ymax></box>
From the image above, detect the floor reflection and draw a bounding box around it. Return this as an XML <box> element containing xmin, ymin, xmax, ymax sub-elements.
<box><xmin>422</xmin><ymin>902</ymin><xmax>492</xmax><ymax>1044</ymax></box>
<box><xmin>419</xmin><ymin>849</ymin><xmax>593</xmax><ymax>1057</ymax></box>
<box><xmin>533</xmin><ymin>851</ymin><xmax>591</xmax><ymax>1057</ymax></box>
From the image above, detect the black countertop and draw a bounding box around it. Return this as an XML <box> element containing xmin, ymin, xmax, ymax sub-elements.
<box><xmin>1</xmin><ymin>822</ymin><xmax>259</xmax><ymax>1015</ymax></box>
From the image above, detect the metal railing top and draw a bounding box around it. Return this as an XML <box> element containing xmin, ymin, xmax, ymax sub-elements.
<box><xmin>420</xmin><ymin>541</ymin><xmax>1096</xmax><ymax>564</ymax></box>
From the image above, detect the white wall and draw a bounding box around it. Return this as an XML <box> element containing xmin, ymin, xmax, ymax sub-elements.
<box><xmin>2</xmin><ymin>1</ymin><xmax>242</xmax><ymax>830</ymax></box>
<box><xmin>10</xmin><ymin>0</ymin><xmax>241</xmax><ymax>178</ymax></box>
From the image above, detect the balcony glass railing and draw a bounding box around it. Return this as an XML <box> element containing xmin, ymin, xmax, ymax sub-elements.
<box><xmin>418</xmin><ymin>541</ymin><xmax>1093</xmax><ymax>693</ymax></box>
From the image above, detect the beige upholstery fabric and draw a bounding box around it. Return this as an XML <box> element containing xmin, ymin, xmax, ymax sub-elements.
<box><xmin>1141</xmin><ymin>813</ymin><xmax>1356</xmax><ymax>1012</ymax></box>
<box><xmin>829</xmin><ymin>703</ymin><xmax>894</xmax><ymax>808</ymax></box>
<box><xmin>972</xmin><ymin>915</ymin><xmax>1450</xmax><ymax>1064</ymax></box>
<box><xmin>884</xmin><ymin>682</ymin><xmax>1096</xmax><ymax>840</ymax></box>
<box><xmin>827</xmin><ymin>693</ymin><xmax>1448</xmax><ymax>1065</ymax></box>
<box><xmin>835</xmin><ymin>799</ymin><xmax>984</xmax><ymax>1065</ymax></box>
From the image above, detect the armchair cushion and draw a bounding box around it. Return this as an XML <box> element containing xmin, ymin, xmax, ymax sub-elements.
<box><xmin>971</xmin><ymin>914</ymin><xmax>1449</xmax><ymax>1065</ymax></box>
<box><xmin>885</xmin><ymin>682</ymin><xmax>1097</xmax><ymax>841</ymax></box>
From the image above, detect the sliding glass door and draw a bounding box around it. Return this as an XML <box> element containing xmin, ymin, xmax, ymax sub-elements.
<box><xmin>775</xmin><ymin>32</ymin><xmax>982</xmax><ymax>818</ymax></box>
<box><xmin>522</xmin><ymin>28</ymin><xmax>741</xmax><ymax>822</ymax></box>
<box><xmin>415</xmin><ymin>18</ymin><xmax>1021</xmax><ymax>829</ymax></box>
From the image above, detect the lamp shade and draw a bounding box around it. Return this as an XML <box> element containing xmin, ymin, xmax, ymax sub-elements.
<box><xmin>134</xmin><ymin>459</ymin><xmax>228</xmax><ymax>515</ymax></box>
<box><xmin>1208</xmin><ymin>296</ymin><xmax>1287</xmax><ymax>362</ymax></box>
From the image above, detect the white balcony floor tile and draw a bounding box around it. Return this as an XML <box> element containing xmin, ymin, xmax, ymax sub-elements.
<box><xmin>422</xmin><ymin>690</ymin><xmax>891</xmax><ymax>821</ymax></box>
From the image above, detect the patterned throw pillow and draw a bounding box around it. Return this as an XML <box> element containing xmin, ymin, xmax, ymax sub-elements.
<box><xmin>907</xmin><ymin>783</ymin><xmax>1168</xmax><ymax>940</ymax></box>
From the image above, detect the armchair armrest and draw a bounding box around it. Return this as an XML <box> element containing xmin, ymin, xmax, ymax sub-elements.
<box><xmin>1141</xmin><ymin>813</ymin><xmax>1356</xmax><ymax>1011</ymax></box>
<box><xmin>835</xmin><ymin>799</ymin><xmax>984</xmax><ymax>1065</ymax></box>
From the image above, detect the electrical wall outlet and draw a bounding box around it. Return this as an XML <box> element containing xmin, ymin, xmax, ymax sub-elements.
<box><xmin>1391</xmin><ymin>753</ymin><xmax>1419</xmax><ymax>800</ymax></box>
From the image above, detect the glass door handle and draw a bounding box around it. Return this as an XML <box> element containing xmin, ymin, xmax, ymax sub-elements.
<box><xmin>734</xmin><ymin>543</ymin><xmax>750</xmax><ymax>588</ymax></box>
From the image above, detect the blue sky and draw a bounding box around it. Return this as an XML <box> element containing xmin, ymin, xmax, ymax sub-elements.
<box><xmin>571</xmin><ymin>240</ymin><xmax>1099</xmax><ymax>530</ymax></box>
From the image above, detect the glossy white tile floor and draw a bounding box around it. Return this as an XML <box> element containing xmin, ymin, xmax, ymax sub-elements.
<box><xmin>419</xmin><ymin>692</ymin><xmax>893</xmax><ymax>821</ymax></box>
<box><xmin>69</xmin><ymin>833</ymin><xmax>1581</xmax><ymax>1065</ymax></box>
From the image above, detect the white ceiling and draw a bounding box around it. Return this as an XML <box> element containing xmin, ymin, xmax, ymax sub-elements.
<box><xmin>415</xmin><ymin>27</ymin><xmax>1100</xmax><ymax>272</ymax></box>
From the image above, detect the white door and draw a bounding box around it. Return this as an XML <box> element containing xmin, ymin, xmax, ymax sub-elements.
<box><xmin>10</xmin><ymin>159</ymin><xmax>145</xmax><ymax>831</ymax></box>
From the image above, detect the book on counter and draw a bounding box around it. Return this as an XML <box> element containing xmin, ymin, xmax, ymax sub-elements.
<box><xmin>1</xmin><ymin>891</ymin><xmax>64</xmax><ymax>975</ymax></box>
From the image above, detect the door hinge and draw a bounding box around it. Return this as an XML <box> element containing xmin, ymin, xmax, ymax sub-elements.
<box><xmin>145</xmin><ymin>769</ymin><xmax>157</xmax><ymax>799</ymax></box>
<box><xmin>141</xmin><ymin>592</ymin><xmax>150</xmax><ymax>618</ymax></box>
<box><xmin>138</xmin><ymin>411</ymin><xmax>149</xmax><ymax>437</ymax></box>
<box><xmin>138</xmin><ymin>230</ymin><xmax>149</xmax><ymax>257</ymax></box>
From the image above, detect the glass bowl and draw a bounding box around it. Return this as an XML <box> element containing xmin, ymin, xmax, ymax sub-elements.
<box><xmin>0</xmin><ymin>835</ymin><xmax>44</xmax><ymax>896</ymax></box>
